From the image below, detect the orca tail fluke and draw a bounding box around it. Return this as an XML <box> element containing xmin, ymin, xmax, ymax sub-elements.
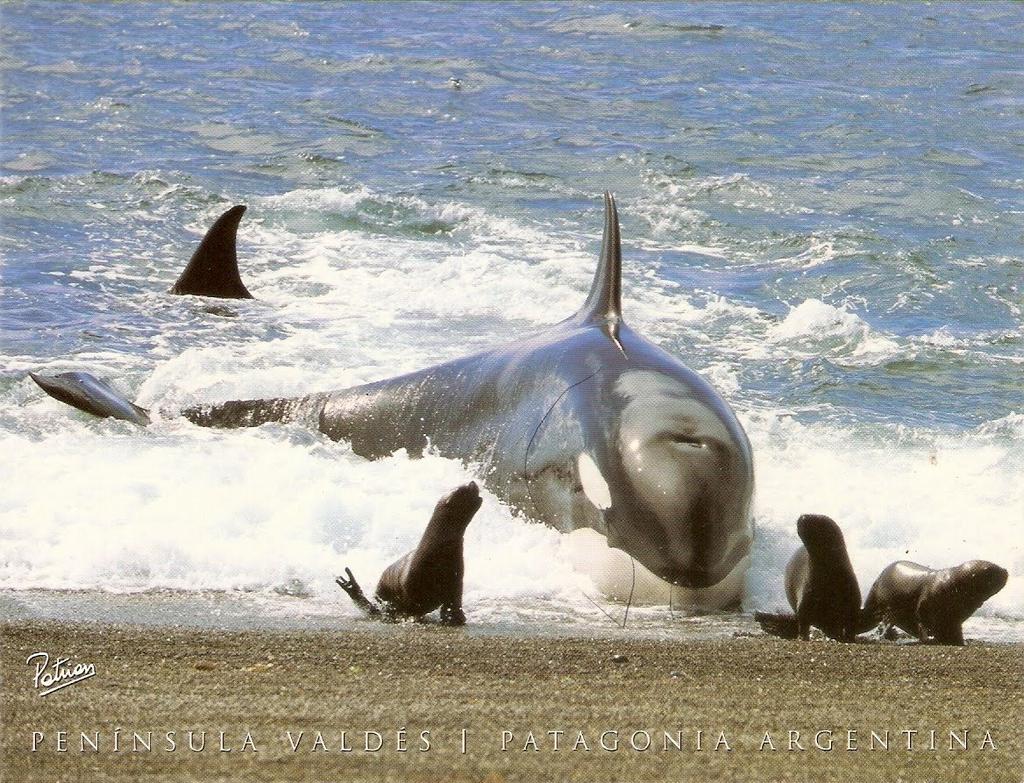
<box><xmin>753</xmin><ymin>610</ymin><xmax>800</xmax><ymax>640</ymax></box>
<box><xmin>30</xmin><ymin>371</ymin><xmax>150</xmax><ymax>426</ymax></box>
<box><xmin>170</xmin><ymin>205</ymin><xmax>253</xmax><ymax>299</ymax></box>
<box><xmin>181</xmin><ymin>396</ymin><xmax>314</xmax><ymax>430</ymax></box>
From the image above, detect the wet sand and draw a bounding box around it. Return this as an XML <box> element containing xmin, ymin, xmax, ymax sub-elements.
<box><xmin>1</xmin><ymin>619</ymin><xmax>1021</xmax><ymax>782</ymax></box>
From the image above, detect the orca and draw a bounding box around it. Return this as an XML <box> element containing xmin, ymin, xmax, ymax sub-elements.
<box><xmin>169</xmin><ymin>204</ymin><xmax>252</xmax><ymax>299</ymax></box>
<box><xmin>31</xmin><ymin>194</ymin><xmax>755</xmax><ymax>608</ymax></box>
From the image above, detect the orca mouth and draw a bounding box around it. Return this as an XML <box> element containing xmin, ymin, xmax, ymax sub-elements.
<box><xmin>656</xmin><ymin>535</ymin><xmax>752</xmax><ymax>589</ymax></box>
<box><xmin>564</xmin><ymin>528</ymin><xmax>748</xmax><ymax>609</ymax></box>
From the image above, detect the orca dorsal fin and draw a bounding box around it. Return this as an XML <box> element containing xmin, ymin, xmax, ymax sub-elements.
<box><xmin>170</xmin><ymin>205</ymin><xmax>253</xmax><ymax>299</ymax></box>
<box><xmin>577</xmin><ymin>192</ymin><xmax>622</xmax><ymax>327</ymax></box>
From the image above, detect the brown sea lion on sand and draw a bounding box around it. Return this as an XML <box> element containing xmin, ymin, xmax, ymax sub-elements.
<box><xmin>336</xmin><ymin>482</ymin><xmax>482</xmax><ymax>625</ymax></box>
<box><xmin>860</xmin><ymin>559</ymin><xmax>1008</xmax><ymax>645</ymax></box>
<box><xmin>754</xmin><ymin>514</ymin><xmax>862</xmax><ymax>641</ymax></box>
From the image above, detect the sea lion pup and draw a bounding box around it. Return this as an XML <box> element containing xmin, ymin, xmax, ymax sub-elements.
<box><xmin>336</xmin><ymin>482</ymin><xmax>483</xmax><ymax>625</ymax></box>
<box><xmin>860</xmin><ymin>560</ymin><xmax>1008</xmax><ymax>645</ymax></box>
<box><xmin>754</xmin><ymin>514</ymin><xmax>862</xmax><ymax>641</ymax></box>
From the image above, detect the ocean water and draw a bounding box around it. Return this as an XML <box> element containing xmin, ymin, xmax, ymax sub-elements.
<box><xmin>1</xmin><ymin>3</ymin><xmax>1021</xmax><ymax>641</ymax></box>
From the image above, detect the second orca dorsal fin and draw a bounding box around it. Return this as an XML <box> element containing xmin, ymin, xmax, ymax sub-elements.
<box><xmin>170</xmin><ymin>205</ymin><xmax>253</xmax><ymax>299</ymax></box>
<box><xmin>576</xmin><ymin>192</ymin><xmax>622</xmax><ymax>327</ymax></box>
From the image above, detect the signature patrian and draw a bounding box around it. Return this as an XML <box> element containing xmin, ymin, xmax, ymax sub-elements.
<box><xmin>26</xmin><ymin>651</ymin><xmax>97</xmax><ymax>697</ymax></box>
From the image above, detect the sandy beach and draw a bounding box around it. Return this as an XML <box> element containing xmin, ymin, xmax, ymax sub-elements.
<box><xmin>2</xmin><ymin>619</ymin><xmax>1021</xmax><ymax>783</ymax></box>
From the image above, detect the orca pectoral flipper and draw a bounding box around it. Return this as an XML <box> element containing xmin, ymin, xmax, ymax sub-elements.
<box><xmin>30</xmin><ymin>371</ymin><xmax>150</xmax><ymax>425</ymax></box>
<box><xmin>170</xmin><ymin>205</ymin><xmax>253</xmax><ymax>299</ymax></box>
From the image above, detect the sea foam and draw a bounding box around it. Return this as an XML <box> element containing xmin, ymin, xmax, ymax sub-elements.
<box><xmin>2</xmin><ymin>185</ymin><xmax>1019</xmax><ymax>639</ymax></box>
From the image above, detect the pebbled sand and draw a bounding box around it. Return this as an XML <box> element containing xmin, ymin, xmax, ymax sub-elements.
<box><xmin>1</xmin><ymin>619</ymin><xmax>1021</xmax><ymax>783</ymax></box>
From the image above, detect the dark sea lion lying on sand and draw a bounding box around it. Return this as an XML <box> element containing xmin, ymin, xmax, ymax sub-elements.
<box><xmin>860</xmin><ymin>559</ymin><xmax>1008</xmax><ymax>645</ymax></box>
<box><xmin>754</xmin><ymin>514</ymin><xmax>862</xmax><ymax>642</ymax></box>
<box><xmin>337</xmin><ymin>482</ymin><xmax>482</xmax><ymax>625</ymax></box>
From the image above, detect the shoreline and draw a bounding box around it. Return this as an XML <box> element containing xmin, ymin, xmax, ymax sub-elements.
<box><xmin>2</xmin><ymin>588</ymin><xmax>1021</xmax><ymax>643</ymax></box>
<box><xmin>2</xmin><ymin>619</ymin><xmax>1021</xmax><ymax>782</ymax></box>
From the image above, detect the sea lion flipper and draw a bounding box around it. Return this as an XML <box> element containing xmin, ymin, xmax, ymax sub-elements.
<box><xmin>855</xmin><ymin>606</ymin><xmax>880</xmax><ymax>635</ymax></box>
<box><xmin>439</xmin><ymin>604</ymin><xmax>466</xmax><ymax>626</ymax></box>
<box><xmin>336</xmin><ymin>568</ymin><xmax>381</xmax><ymax>617</ymax></box>
<box><xmin>932</xmin><ymin>622</ymin><xmax>965</xmax><ymax>646</ymax></box>
<box><xmin>753</xmin><ymin>611</ymin><xmax>800</xmax><ymax>640</ymax></box>
<box><xmin>881</xmin><ymin>622</ymin><xmax>899</xmax><ymax>641</ymax></box>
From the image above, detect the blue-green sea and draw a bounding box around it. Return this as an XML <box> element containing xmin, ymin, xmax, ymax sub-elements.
<box><xmin>1</xmin><ymin>3</ymin><xmax>1021</xmax><ymax>639</ymax></box>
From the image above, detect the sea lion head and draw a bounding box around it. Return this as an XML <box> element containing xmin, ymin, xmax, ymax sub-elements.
<box><xmin>796</xmin><ymin>514</ymin><xmax>846</xmax><ymax>553</ymax></box>
<box><xmin>954</xmin><ymin>560</ymin><xmax>1009</xmax><ymax>607</ymax></box>
<box><xmin>432</xmin><ymin>481</ymin><xmax>483</xmax><ymax>533</ymax></box>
